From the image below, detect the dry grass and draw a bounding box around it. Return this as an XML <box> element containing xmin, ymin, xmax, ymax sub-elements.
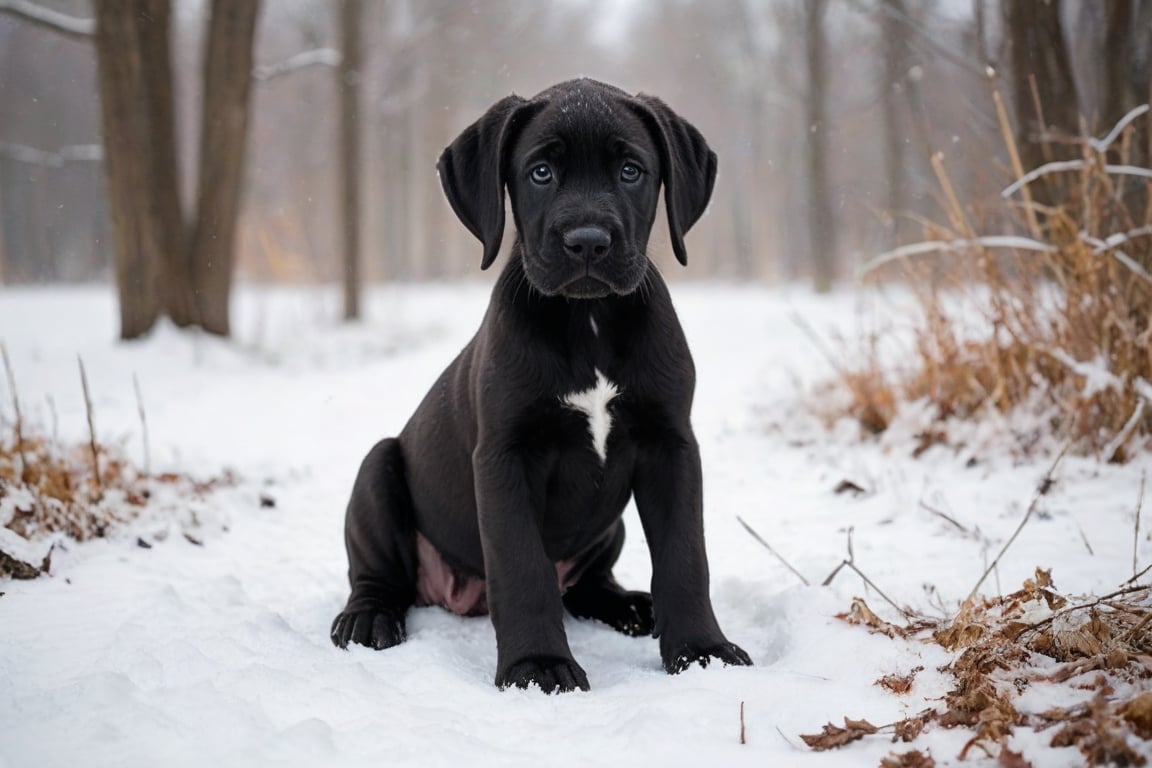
<box><xmin>834</xmin><ymin>102</ymin><xmax>1152</xmax><ymax>463</ymax></box>
<box><xmin>0</xmin><ymin>357</ymin><xmax>234</xmax><ymax>578</ymax></box>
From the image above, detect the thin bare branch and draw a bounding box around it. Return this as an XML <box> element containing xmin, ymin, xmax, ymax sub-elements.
<box><xmin>253</xmin><ymin>48</ymin><xmax>341</xmax><ymax>82</ymax></box>
<box><xmin>821</xmin><ymin>527</ymin><xmax>912</xmax><ymax>619</ymax></box>
<box><xmin>77</xmin><ymin>356</ymin><xmax>102</xmax><ymax>497</ymax></box>
<box><xmin>133</xmin><ymin>373</ymin><xmax>150</xmax><ymax>477</ymax></box>
<box><xmin>0</xmin><ymin>0</ymin><xmax>94</xmax><ymax>40</ymax></box>
<box><xmin>0</xmin><ymin>142</ymin><xmax>102</xmax><ymax>168</ymax></box>
<box><xmin>1135</xmin><ymin>471</ymin><xmax>1147</xmax><ymax>580</ymax></box>
<box><xmin>1002</xmin><ymin>159</ymin><xmax>1152</xmax><ymax>199</ymax></box>
<box><xmin>736</xmin><ymin>515</ymin><xmax>811</xmax><ymax>586</ymax></box>
<box><xmin>857</xmin><ymin>235</ymin><xmax>1057</xmax><ymax>279</ymax></box>
<box><xmin>1</xmin><ymin>343</ymin><xmax>28</xmax><ymax>482</ymax></box>
<box><xmin>964</xmin><ymin>444</ymin><xmax>1069</xmax><ymax>603</ymax></box>
<box><xmin>1089</xmin><ymin>104</ymin><xmax>1150</xmax><ymax>153</ymax></box>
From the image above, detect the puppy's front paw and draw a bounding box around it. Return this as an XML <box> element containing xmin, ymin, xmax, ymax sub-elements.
<box><xmin>564</xmin><ymin>586</ymin><xmax>655</xmax><ymax>637</ymax></box>
<box><xmin>497</xmin><ymin>656</ymin><xmax>590</xmax><ymax>693</ymax></box>
<box><xmin>330</xmin><ymin>609</ymin><xmax>406</xmax><ymax>651</ymax></box>
<box><xmin>664</xmin><ymin>641</ymin><xmax>753</xmax><ymax>674</ymax></box>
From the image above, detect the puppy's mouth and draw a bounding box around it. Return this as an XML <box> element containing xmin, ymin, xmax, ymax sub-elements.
<box><xmin>560</xmin><ymin>275</ymin><xmax>612</xmax><ymax>299</ymax></box>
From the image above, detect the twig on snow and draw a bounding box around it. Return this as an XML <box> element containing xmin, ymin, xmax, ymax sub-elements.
<box><xmin>1134</xmin><ymin>471</ymin><xmax>1146</xmax><ymax>580</ymax></box>
<box><xmin>821</xmin><ymin>527</ymin><xmax>912</xmax><ymax>619</ymax></box>
<box><xmin>77</xmin><ymin>356</ymin><xmax>101</xmax><ymax>497</ymax></box>
<box><xmin>133</xmin><ymin>373</ymin><xmax>150</xmax><ymax>477</ymax></box>
<box><xmin>736</xmin><ymin>515</ymin><xmax>810</xmax><ymax>586</ymax></box>
<box><xmin>1</xmin><ymin>342</ymin><xmax>28</xmax><ymax>482</ymax></box>
<box><xmin>964</xmin><ymin>444</ymin><xmax>1069</xmax><ymax>603</ymax></box>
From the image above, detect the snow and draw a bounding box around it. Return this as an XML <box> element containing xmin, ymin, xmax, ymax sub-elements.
<box><xmin>0</xmin><ymin>282</ymin><xmax>1149</xmax><ymax>767</ymax></box>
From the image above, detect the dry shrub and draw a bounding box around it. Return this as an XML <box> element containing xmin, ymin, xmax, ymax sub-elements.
<box><xmin>0</xmin><ymin>412</ymin><xmax>233</xmax><ymax>578</ymax></box>
<box><xmin>838</xmin><ymin>103</ymin><xmax>1152</xmax><ymax>463</ymax></box>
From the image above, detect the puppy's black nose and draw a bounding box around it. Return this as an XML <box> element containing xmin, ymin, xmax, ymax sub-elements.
<box><xmin>563</xmin><ymin>226</ymin><xmax>612</xmax><ymax>261</ymax></box>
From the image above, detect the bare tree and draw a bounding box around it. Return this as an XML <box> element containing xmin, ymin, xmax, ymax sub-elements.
<box><xmin>4</xmin><ymin>0</ymin><xmax>259</xmax><ymax>338</ymax></box>
<box><xmin>339</xmin><ymin>0</ymin><xmax>362</xmax><ymax>321</ymax></box>
<box><xmin>805</xmin><ymin>0</ymin><xmax>836</xmax><ymax>292</ymax></box>
<box><xmin>187</xmin><ymin>0</ymin><xmax>261</xmax><ymax>336</ymax></box>
<box><xmin>878</xmin><ymin>0</ymin><xmax>911</xmax><ymax>249</ymax></box>
<box><xmin>1004</xmin><ymin>0</ymin><xmax>1079</xmax><ymax>172</ymax></box>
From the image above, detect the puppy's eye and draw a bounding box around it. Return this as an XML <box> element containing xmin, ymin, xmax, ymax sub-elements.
<box><xmin>530</xmin><ymin>164</ymin><xmax>553</xmax><ymax>185</ymax></box>
<box><xmin>620</xmin><ymin>162</ymin><xmax>642</xmax><ymax>183</ymax></box>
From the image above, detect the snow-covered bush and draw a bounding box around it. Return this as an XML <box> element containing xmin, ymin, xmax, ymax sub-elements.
<box><xmin>841</xmin><ymin>104</ymin><xmax>1151</xmax><ymax>463</ymax></box>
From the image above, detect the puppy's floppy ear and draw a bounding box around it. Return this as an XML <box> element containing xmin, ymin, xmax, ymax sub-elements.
<box><xmin>437</xmin><ymin>95</ymin><xmax>541</xmax><ymax>270</ymax></box>
<box><xmin>628</xmin><ymin>94</ymin><xmax>717</xmax><ymax>266</ymax></box>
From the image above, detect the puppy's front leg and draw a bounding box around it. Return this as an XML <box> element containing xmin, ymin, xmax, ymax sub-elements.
<box><xmin>473</xmin><ymin>445</ymin><xmax>589</xmax><ymax>693</ymax></box>
<box><xmin>634</xmin><ymin>433</ymin><xmax>753</xmax><ymax>674</ymax></box>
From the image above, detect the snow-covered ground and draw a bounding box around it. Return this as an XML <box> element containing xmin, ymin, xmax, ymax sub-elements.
<box><xmin>0</xmin><ymin>282</ymin><xmax>1147</xmax><ymax>767</ymax></box>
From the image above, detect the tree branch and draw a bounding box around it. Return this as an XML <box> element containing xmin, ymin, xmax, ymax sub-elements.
<box><xmin>0</xmin><ymin>0</ymin><xmax>94</xmax><ymax>40</ymax></box>
<box><xmin>0</xmin><ymin>142</ymin><xmax>103</xmax><ymax>167</ymax></box>
<box><xmin>252</xmin><ymin>47</ymin><xmax>341</xmax><ymax>82</ymax></box>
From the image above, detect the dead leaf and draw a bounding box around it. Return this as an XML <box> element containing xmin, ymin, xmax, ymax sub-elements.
<box><xmin>997</xmin><ymin>743</ymin><xmax>1032</xmax><ymax>767</ymax></box>
<box><xmin>833</xmin><ymin>479</ymin><xmax>867</xmax><ymax>496</ymax></box>
<box><xmin>881</xmin><ymin>749</ymin><xmax>935</xmax><ymax>768</ymax></box>
<box><xmin>876</xmin><ymin>666</ymin><xmax>923</xmax><ymax>696</ymax></box>
<box><xmin>800</xmin><ymin>717</ymin><xmax>879</xmax><ymax>751</ymax></box>
<box><xmin>840</xmin><ymin>597</ymin><xmax>903</xmax><ymax>638</ymax></box>
<box><xmin>1122</xmin><ymin>691</ymin><xmax>1152</xmax><ymax>740</ymax></box>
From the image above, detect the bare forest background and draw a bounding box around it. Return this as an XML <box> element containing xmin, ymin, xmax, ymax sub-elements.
<box><xmin>1</xmin><ymin>0</ymin><xmax>1149</xmax><ymax>339</ymax></box>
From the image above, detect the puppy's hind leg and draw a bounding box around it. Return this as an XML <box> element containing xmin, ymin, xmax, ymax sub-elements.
<box><xmin>331</xmin><ymin>438</ymin><xmax>418</xmax><ymax>650</ymax></box>
<box><xmin>562</xmin><ymin>521</ymin><xmax>655</xmax><ymax>637</ymax></box>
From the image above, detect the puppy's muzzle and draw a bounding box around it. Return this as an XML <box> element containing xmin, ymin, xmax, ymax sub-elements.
<box><xmin>562</xmin><ymin>226</ymin><xmax>613</xmax><ymax>264</ymax></box>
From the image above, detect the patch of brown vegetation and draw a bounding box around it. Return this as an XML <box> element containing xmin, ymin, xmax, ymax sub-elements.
<box><xmin>0</xmin><ymin>372</ymin><xmax>233</xmax><ymax>578</ymax></box>
<box><xmin>825</xmin><ymin>103</ymin><xmax>1151</xmax><ymax>463</ymax></box>
<box><xmin>805</xmin><ymin>570</ymin><xmax>1152</xmax><ymax>763</ymax></box>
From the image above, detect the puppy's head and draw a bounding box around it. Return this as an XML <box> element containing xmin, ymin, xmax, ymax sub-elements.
<box><xmin>438</xmin><ymin>79</ymin><xmax>716</xmax><ymax>299</ymax></box>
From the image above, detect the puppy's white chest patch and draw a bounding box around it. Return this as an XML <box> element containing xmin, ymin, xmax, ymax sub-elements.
<box><xmin>562</xmin><ymin>369</ymin><xmax>619</xmax><ymax>464</ymax></box>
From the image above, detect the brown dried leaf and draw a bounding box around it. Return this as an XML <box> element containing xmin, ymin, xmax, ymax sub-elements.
<box><xmin>934</xmin><ymin>621</ymin><xmax>985</xmax><ymax>650</ymax></box>
<box><xmin>1122</xmin><ymin>691</ymin><xmax>1152</xmax><ymax>740</ymax></box>
<box><xmin>1043</xmin><ymin>654</ymin><xmax>1108</xmax><ymax>683</ymax></box>
<box><xmin>881</xmin><ymin>749</ymin><xmax>935</xmax><ymax>768</ymax></box>
<box><xmin>997</xmin><ymin>743</ymin><xmax>1032</xmax><ymax>767</ymax></box>
<box><xmin>876</xmin><ymin>666</ymin><xmax>923</xmax><ymax>696</ymax></box>
<box><xmin>841</xmin><ymin>597</ymin><xmax>903</xmax><ymax>638</ymax></box>
<box><xmin>892</xmin><ymin>718</ymin><xmax>924</xmax><ymax>743</ymax></box>
<box><xmin>800</xmin><ymin>717</ymin><xmax>879</xmax><ymax>751</ymax></box>
<box><xmin>1051</xmin><ymin>697</ymin><xmax>1148</xmax><ymax>766</ymax></box>
<box><xmin>833</xmin><ymin>479</ymin><xmax>867</xmax><ymax>496</ymax></box>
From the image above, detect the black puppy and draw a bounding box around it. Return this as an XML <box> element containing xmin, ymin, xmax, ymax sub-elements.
<box><xmin>331</xmin><ymin>78</ymin><xmax>751</xmax><ymax>692</ymax></box>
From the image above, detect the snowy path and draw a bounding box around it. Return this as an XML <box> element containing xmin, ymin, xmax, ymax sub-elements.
<box><xmin>0</xmin><ymin>284</ymin><xmax>1146</xmax><ymax>767</ymax></box>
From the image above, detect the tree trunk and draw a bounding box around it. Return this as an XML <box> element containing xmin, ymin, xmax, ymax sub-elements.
<box><xmin>339</xmin><ymin>0</ymin><xmax>362</xmax><ymax>321</ymax></box>
<box><xmin>138</xmin><ymin>0</ymin><xmax>195</xmax><ymax>328</ymax></box>
<box><xmin>188</xmin><ymin>0</ymin><xmax>260</xmax><ymax>337</ymax></box>
<box><xmin>1005</xmin><ymin>0</ymin><xmax>1079</xmax><ymax>173</ymax></box>
<box><xmin>805</xmin><ymin>0</ymin><xmax>835</xmax><ymax>293</ymax></box>
<box><xmin>94</xmin><ymin>1</ymin><xmax>164</xmax><ymax>339</ymax></box>
<box><xmin>1099</xmin><ymin>0</ymin><xmax>1132</xmax><ymax>131</ymax></box>
<box><xmin>880</xmin><ymin>0</ymin><xmax>910</xmax><ymax>249</ymax></box>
